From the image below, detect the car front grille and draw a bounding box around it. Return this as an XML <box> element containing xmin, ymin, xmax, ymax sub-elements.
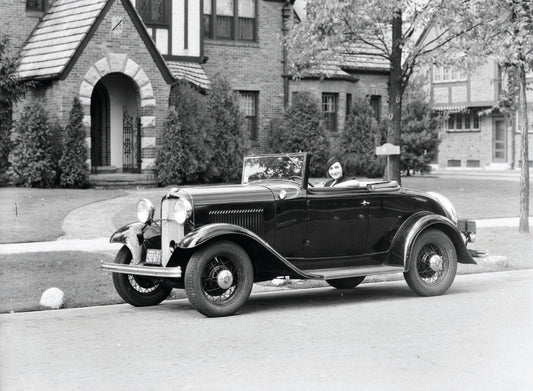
<box><xmin>161</xmin><ymin>199</ymin><xmax>184</xmax><ymax>267</ymax></box>
<box><xmin>209</xmin><ymin>209</ymin><xmax>264</xmax><ymax>236</ymax></box>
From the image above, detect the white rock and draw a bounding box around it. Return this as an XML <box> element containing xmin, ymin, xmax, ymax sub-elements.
<box><xmin>39</xmin><ymin>287</ymin><xmax>64</xmax><ymax>310</ymax></box>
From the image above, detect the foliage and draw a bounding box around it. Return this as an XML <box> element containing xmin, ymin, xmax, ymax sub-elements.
<box><xmin>157</xmin><ymin>81</ymin><xmax>212</xmax><ymax>185</ymax></box>
<box><xmin>286</xmin><ymin>0</ymin><xmax>488</xmax><ymax>181</ymax></box>
<box><xmin>8</xmin><ymin>100</ymin><xmax>58</xmax><ymax>187</ymax></box>
<box><xmin>206</xmin><ymin>74</ymin><xmax>248</xmax><ymax>183</ymax></box>
<box><xmin>400</xmin><ymin>87</ymin><xmax>440</xmax><ymax>175</ymax></box>
<box><xmin>273</xmin><ymin>92</ymin><xmax>329</xmax><ymax>176</ymax></box>
<box><xmin>59</xmin><ymin>97</ymin><xmax>89</xmax><ymax>188</ymax></box>
<box><xmin>338</xmin><ymin>95</ymin><xmax>385</xmax><ymax>178</ymax></box>
<box><xmin>0</xmin><ymin>36</ymin><xmax>28</xmax><ymax>184</ymax></box>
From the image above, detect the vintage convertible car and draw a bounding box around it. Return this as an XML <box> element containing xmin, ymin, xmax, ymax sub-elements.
<box><xmin>101</xmin><ymin>153</ymin><xmax>482</xmax><ymax>317</ymax></box>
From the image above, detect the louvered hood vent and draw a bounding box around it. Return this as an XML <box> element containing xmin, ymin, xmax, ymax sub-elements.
<box><xmin>209</xmin><ymin>209</ymin><xmax>264</xmax><ymax>235</ymax></box>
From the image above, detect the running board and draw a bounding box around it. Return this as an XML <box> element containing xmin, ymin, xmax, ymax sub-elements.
<box><xmin>304</xmin><ymin>265</ymin><xmax>404</xmax><ymax>280</ymax></box>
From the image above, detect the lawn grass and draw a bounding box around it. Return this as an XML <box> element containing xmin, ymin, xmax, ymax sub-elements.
<box><xmin>0</xmin><ymin>188</ymin><xmax>126</xmax><ymax>244</ymax></box>
<box><xmin>1</xmin><ymin>225</ymin><xmax>530</xmax><ymax>313</ymax></box>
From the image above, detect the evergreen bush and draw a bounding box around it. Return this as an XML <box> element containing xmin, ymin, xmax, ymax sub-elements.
<box><xmin>400</xmin><ymin>88</ymin><xmax>440</xmax><ymax>175</ymax></box>
<box><xmin>8</xmin><ymin>100</ymin><xmax>58</xmax><ymax>187</ymax></box>
<box><xmin>0</xmin><ymin>37</ymin><xmax>27</xmax><ymax>184</ymax></box>
<box><xmin>275</xmin><ymin>92</ymin><xmax>329</xmax><ymax>176</ymax></box>
<box><xmin>338</xmin><ymin>96</ymin><xmax>385</xmax><ymax>178</ymax></box>
<box><xmin>59</xmin><ymin>97</ymin><xmax>89</xmax><ymax>188</ymax></box>
<box><xmin>207</xmin><ymin>74</ymin><xmax>248</xmax><ymax>183</ymax></box>
<box><xmin>157</xmin><ymin>81</ymin><xmax>211</xmax><ymax>185</ymax></box>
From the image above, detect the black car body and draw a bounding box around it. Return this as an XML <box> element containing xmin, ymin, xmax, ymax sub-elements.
<box><xmin>101</xmin><ymin>153</ymin><xmax>482</xmax><ymax>317</ymax></box>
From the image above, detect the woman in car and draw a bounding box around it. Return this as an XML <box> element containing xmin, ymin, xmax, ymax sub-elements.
<box><xmin>324</xmin><ymin>157</ymin><xmax>349</xmax><ymax>187</ymax></box>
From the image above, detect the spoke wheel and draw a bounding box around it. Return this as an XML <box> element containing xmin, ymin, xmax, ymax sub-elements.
<box><xmin>185</xmin><ymin>241</ymin><xmax>253</xmax><ymax>317</ymax></box>
<box><xmin>404</xmin><ymin>229</ymin><xmax>457</xmax><ymax>296</ymax></box>
<box><xmin>326</xmin><ymin>276</ymin><xmax>365</xmax><ymax>290</ymax></box>
<box><xmin>112</xmin><ymin>246</ymin><xmax>172</xmax><ymax>306</ymax></box>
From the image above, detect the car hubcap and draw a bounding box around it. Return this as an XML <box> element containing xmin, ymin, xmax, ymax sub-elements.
<box><xmin>417</xmin><ymin>244</ymin><xmax>448</xmax><ymax>284</ymax></box>
<box><xmin>429</xmin><ymin>254</ymin><xmax>443</xmax><ymax>272</ymax></box>
<box><xmin>202</xmin><ymin>256</ymin><xmax>240</xmax><ymax>303</ymax></box>
<box><xmin>217</xmin><ymin>269</ymin><xmax>234</xmax><ymax>289</ymax></box>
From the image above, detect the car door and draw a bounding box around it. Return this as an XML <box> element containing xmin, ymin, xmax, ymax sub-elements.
<box><xmin>303</xmin><ymin>187</ymin><xmax>369</xmax><ymax>267</ymax></box>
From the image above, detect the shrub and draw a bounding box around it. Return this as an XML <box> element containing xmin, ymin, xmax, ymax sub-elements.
<box><xmin>8</xmin><ymin>100</ymin><xmax>58</xmax><ymax>187</ymax></box>
<box><xmin>157</xmin><ymin>81</ymin><xmax>211</xmax><ymax>185</ymax></box>
<box><xmin>206</xmin><ymin>74</ymin><xmax>248</xmax><ymax>183</ymax></box>
<box><xmin>338</xmin><ymin>96</ymin><xmax>385</xmax><ymax>178</ymax></box>
<box><xmin>0</xmin><ymin>36</ymin><xmax>27</xmax><ymax>184</ymax></box>
<box><xmin>401</xmin><ymin>89</ymin><xmax>440</xmax><ymax>175</ymax></box>
<box><xmin>274</xmin><ymin>92</ymin><xmax>329</xmax><ymax>176</ymax></box>
<box><xmin>59</xmin><ymin>97</ymin><xmax>89</xmax><ymax>188</ymax></box>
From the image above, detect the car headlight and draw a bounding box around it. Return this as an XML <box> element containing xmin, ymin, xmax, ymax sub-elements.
<box><xmin>137</xmin><ymin>198</ymin><xmax>155</xmax><ymax>223</ymax></box>
<box><xmin>174</xmin><ymin>198</ymin><xmax>192</xmax><ymax>224</ymax></box>
<box><xmin>427</xmin><ymin>192</ymin><xmax>458</xmax><ymax>225</ymax></box>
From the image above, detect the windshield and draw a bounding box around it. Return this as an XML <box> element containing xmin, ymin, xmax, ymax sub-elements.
<box><xmin>242</xmin><ymin>153</ymin><xmax>306</xmax><ymax>185</ymax></box>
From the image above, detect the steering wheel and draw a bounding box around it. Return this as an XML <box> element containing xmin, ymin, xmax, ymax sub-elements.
<box><xmin>288</xmin><ymin>175</ymin><xmax>314</xmax><ymax>187</ymax></box>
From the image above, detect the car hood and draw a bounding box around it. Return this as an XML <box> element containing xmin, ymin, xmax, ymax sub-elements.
<box><xmin>165</xmin><ymin>183</ymin><xmax>276</xmax><ymax>206</ymax></box>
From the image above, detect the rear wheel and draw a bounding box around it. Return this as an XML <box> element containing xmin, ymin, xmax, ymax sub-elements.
<box><xmin>185</xmin><ymin>241</ymin><xmax>253</xmax><ymax>317</ymax></box>
<box><xmin>112</xmin><ymin>246</ymin><xmax>172</xmax><ymax>306</ymax></box>
<box><xmin>326</xmin><ymin>276</ymin><xmax>365</xmax><ymax>290</ymax></box>
<box><xmin>404</xmin><ymin>229</ymin><xmax>457</xmax><ymax>296</ymax></box>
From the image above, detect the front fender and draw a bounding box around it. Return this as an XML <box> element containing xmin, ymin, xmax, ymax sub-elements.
<box><xmin>174</xmin><ymin>223</ymin><xmax>317</xmax><ymax>279</ymax></box>
<box><xmin>110</xmin><ymin>222</ymin><xmax>161</xmax><ymax>265</ymax></box>
<box><xmin>387</xmin><ymin>212</ymin><xmax>476</xmax><ymax>270</ymax></box>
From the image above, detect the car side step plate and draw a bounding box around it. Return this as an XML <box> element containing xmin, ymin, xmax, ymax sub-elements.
<box><xmin>305</xmin><ymin>265</ymin><xmax>404</xmax><ymax>280</ymax></box>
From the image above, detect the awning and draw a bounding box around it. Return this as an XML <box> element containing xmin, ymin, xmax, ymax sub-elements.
<box><xmin>166</xmin><ymin>61</ymin><xmax>211</xmax><ymax>90</ymax></box>
<box><xmin>432</xmin><ymin>106</ymin><xmax>469</xmax><ymax>113</ymax></box>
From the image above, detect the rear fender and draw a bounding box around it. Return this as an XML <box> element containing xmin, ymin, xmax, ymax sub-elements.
<box><xmin>387</xmin><ymin>212</ymin><xmax>475</xmax><ymax>270</ymax></box>
<box><xmin>172</xmin><ymin>223</ymin><xmax>315</xmax><ymax>279</ymax></box>
<box><xmin>110</xmin><ymin>222</ymin><xmax>161</xmax><ymax>265</ymax></box>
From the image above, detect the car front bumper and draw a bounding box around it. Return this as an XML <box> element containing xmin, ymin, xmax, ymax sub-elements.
<box><xmin>100</xmin><ymin>261</ymin><xmax>182</xmax><ymax>278</ymax></box>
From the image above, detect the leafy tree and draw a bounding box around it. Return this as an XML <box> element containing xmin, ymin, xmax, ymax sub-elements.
<box><xmin>274</xmin><ymin>92</ymin><xmax>329</xmax><ymax>176</ymax></box>
<box><xmin>287</xmin><ymin>0</ymin><xmax>485</xmax><ymax>183</ymax></box>
<box><xmin>0</xmin><ymin>36</ymin><xmax>28</xmax><ymax>184</ymax></box>
<box><xmin>338</xmin><ymin>95</ymin><xmax>384</xmax><ymax>178</ymax></box>
<box><xmin>400</xmin><ymin>81</ymin><xmax>440</xmax><ymax>175</ymax></box>
<box><xmin>8</xmin><ymin>100</ymin><xmax>58</xmax><ymax>187</ymax></box>
<box><xmin>157</xmin><ymin>81</ymin><xmax>211</xmax><ymax>185</ymax></box>
<box><xmin>59</xmin><ymin>97</ymin><xmax>89</xmax><ymax>188</ymax></box>
<box><xmin>207</xmin><ymin>74</ymin><xmax>248</xmax><ymax>183</ymax></box>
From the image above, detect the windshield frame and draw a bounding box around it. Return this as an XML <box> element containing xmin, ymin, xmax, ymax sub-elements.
<box><xmin>241</xmin><ymin>153</ymin><xmax>309</xmax><ymax>188</ymax></box>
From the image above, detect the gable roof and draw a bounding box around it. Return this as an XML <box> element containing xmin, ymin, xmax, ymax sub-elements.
<box><xmin>16</xmin><ymin>0</ymin><xmax>210</xmax><ymax>89</ymax></box>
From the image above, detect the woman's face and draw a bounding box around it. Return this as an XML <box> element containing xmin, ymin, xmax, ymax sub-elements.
<box><xmin>328</xmin><ymin>162</ymin><xmax>343</xmax><ymax>180</ymax></box>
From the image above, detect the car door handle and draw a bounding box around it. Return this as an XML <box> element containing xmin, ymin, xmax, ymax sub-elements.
<box><xmin>361</xmin><ymin>200</ymin><xmax>370</xmax><ymax>206</ymax></box>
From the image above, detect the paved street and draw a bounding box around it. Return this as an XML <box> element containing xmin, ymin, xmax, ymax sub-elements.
<box><xmin>1</xmin><ymin>270</ymin><xmax>532</xmax><ymax>391</ymax></box>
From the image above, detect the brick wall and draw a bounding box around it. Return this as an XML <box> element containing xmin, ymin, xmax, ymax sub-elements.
<box><xmin>0</xmin><ymin>1</ymin><xmax>43</xmax><ymax>53</ymax></box>
<box><xmin>202</xmin><ymin>0</ymin><xmax>285</xmax><ymax>152</ymax></box>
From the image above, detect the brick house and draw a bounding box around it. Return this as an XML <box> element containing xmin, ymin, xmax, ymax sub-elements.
<box><xmin>2</xmin><ymin>0</ymin><xmax>390</xmax><ymax>180</ymax></box>
<box><xmin>431</xmin><ymin>61</ymin><xmax>533</xmax><ymax>170</ymax></box>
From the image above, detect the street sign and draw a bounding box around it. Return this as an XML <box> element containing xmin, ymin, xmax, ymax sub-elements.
<box><xmin>376</xmin><ymin>143</ymin><xmax>400</xmax><ymax>156</ymax></box>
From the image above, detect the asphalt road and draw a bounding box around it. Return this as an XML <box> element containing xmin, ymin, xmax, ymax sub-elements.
<box><xmin>1</xmin><ymin>270</ymin><xmax>532</xmax><ymax>391</ymax></box>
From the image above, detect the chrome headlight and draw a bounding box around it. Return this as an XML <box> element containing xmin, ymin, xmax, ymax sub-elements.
<box><xmin>137</xmin><ymin>198</ymin><xmax>155</xmax><ymax>223</ymax></box>
<box><xmin>174</xmin><ymin>198</ymin><xmax>192</xmax><ymax>224</ymax></box>
<box><xmin>427</xmin><ymin>192</ymin><xmax>458</xmax><ymax>224</ymax></box>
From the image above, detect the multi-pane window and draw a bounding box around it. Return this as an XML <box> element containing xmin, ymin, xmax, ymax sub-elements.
<box><xmin>137</xmin><ymin>0</ymin><xmax>169</xmax><ymax>27</ymax></box>
<box><xmin>240</xmin><ymin>91</ymin><xmax>258</xmax><ymax>141</ymax></box>
<box><xmin>433</xmin><ymin>66</ymin><xmax>467</xmax><ymax>83</ymax></box>
<box><xmin>26</xmin><ymin>0</ymin><xmax>47</xmax><ymax>11</ymax></box>
<box><xmin>204</xmin><ymin>0</ymin><xmax>256</xmax><ymax>41</ymax></box>
<box><xmin>322</xmin><ymin>93</ymin><xmax>337</xmax><ymax>132</ymax></box>
<box><xmin>446</xmin><ymin>112</ymin><xmax>480</xmax><ymax>132</ymax></box>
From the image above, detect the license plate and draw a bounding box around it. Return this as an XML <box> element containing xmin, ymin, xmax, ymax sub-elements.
<box><xmin>145</xmin><ymin>249</ymin><xmax>162</xmax><ymax>265</ymax></box>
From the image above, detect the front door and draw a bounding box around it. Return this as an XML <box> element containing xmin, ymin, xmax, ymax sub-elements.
<box><xmin>493</xmin><ymin>118</ymin><xmax>507</xmax><ymax>163</ymax></box>
<box><xmin>90</xmin><ymin>82</ymin><xmax>110</xmax><ymax>171</ymax></box>
<box><xmin>122</xmin><ymin>106</ymin><xmax>141</xmax><ymax>173</ymax></box>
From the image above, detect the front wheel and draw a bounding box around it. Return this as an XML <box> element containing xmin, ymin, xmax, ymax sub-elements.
<box><xmin>112</xmin><ymin>246</ymin><xmax>172</xmax><ymax>306</ymax></box>
<box><xmin>185</xmin><ymin>241</ymin><xmax>253</xmax><ymax>317</ymax></box>
<box><xmin>404</xmin><ymin>229</ymin><xmax>457</xmax><ymax>296</ymax></box>
<box><xmin>326</xmin><ymin>276</ymin><xmax>365</xmax><ymax>290</ymax></box>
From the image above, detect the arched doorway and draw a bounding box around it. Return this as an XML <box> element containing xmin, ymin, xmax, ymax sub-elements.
<box><xmin>90</xmin><ymin>73</ymin><xmax>140</xmax><ymax>173</ymax></box>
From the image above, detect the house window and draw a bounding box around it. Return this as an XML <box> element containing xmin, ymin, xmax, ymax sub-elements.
<box><xmin>240</xmin><ymin>91</ymin><xmax>258</xmax><ymax>141</ymax></box>
<box><xmin>446</xmin><ymin>112</ymin><xmax>480</xmax><ymax>132</ymax></box>
<box><xmin>433</xmin><ymin>66</ymin><xmax>467</xmax><ymax>83</ymax></box>
<box><xmin>137</xmin><ymin>0</ymin><xmax>170</xmax><ymax>27</ymax></box>
<box><xmin>204</xmin><ymin>0</ymin><xmax>256</xmax><ymax>41</ymax></box>
<box><xmin>369</xmin><ymin>95</ymin><xmax>381</xmax><ymax>122</ymax></box>
<box><xmin>346</xmin><ymin>93</ymin><xmax>352</xmax><ymax>118</ymax></box>
<box><xmin>26</xmin><ymin>0</ymin><xmax>47</xmax><ymax>11</ymax></box>
<box><xmin>322</xmin><ymin>93</ymin><xmax>337</xmax><ymax>132</ymax></box>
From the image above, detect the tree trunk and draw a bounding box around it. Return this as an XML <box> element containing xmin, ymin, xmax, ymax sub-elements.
<box><xmin>385</xmin><ymin>7</ymin><xmax>403</xmax><ymax>184</ymax></box>
<box><xmin>518</xmin><ymin>63</ymin><xmax>529</xmax><ymax>233</ymax></box>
